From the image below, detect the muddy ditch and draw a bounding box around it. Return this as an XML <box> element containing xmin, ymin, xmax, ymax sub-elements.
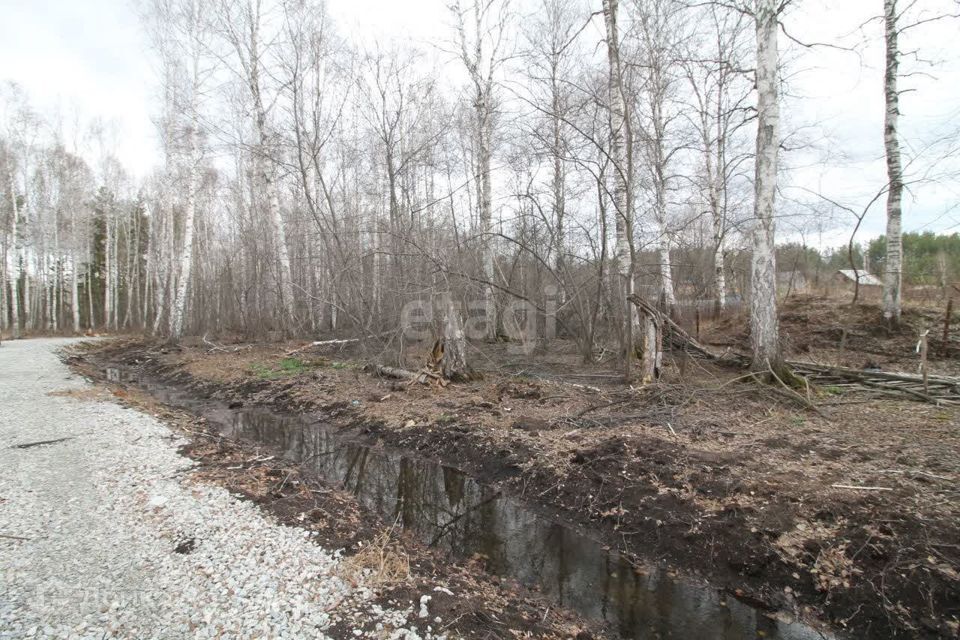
<box><xmin>67</xmin><ymin>360</ymin><xmax>596</xmax><ymax>639</ymax></box>
<box><xmin>68</xmin><ymin>337</ymin><xmax>960</xmax><ymax>639</ymax></box>
<box><xmin>65</xmin><ymin>341</ymin><xmax>845</xmax><ymax>640</ymax></box>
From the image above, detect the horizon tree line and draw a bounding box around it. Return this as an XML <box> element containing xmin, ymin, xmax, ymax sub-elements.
<box><xmin>2</xmin><ymin>0</ymin><xmax>957</xmax><ymax>380</ymax></box>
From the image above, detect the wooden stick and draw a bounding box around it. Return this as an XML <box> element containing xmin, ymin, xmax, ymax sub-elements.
<box><xmin>831</xmin><ymin>484</ymin><xmax>893</xmax><ymax>491</ymax></box>
<box><xmin>918</xmin><ymin>330</ymin><xmax>929</xmax><ymax>395</ymax></box>
<box><xmin>943</xmin><ymin>298</ymin><xmax>953</xmax><ymax>358</ymax></box>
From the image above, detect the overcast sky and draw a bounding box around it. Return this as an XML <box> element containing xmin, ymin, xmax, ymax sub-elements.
<box><xmin>1</xmin><ymin>0</ymin><xmax>957</xmax><ymax>249</ymax></box>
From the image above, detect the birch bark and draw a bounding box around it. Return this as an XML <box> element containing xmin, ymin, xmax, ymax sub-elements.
<box><xmin>167</xmin><ymin>11</ymin><xmax>203</xmax><ymax>340</ymax></box>
<box><xmin>5</xmin><ymin>165</ymin><xmax>20</xmax><ymax>338</ymax></box>
<box><xmin>221</xmin><ymin>0</ymin><xmax>296</xmax><ymax>330</ymax></box>
<box><xmin>452</xmin><ymin>0</ymin><xmax>500</xmax><ymax>341</ymax></box>
<box><xmin>882</xmin><ymin>0</ymin><xmax>903</xmax><ymax>325</ymax></box>
<box><xmin>649</xmin><ymin>62</ymin><xmax>676</xmax><ymax>310</ymax></box>
<box><xmin>704</xmin><ymin>130</ymin><xmax>726</xmax><ymax>312</ymax></box>
<box><xmin>70</xmin><ymin>251</ymin><xmax>80</xmax><ymax>333</ymax></box>
<box><xmin>749</xmin><ymin>0</ymin><xmax>782</xmax><ymax>371</ymax></box>
<box><xmin>603</xmin><ymin>0</ymin><xmax>655</xmax><ymax>380</ymax></box>
<box><xmin>169</xmin><ymin>121</ymin><xmax>197</xmax><ymax>340</ymax></box>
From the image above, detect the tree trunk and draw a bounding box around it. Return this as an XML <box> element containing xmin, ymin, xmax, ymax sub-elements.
<box><xmin>651</xmin><ymin>87</ymin><xmax>676</xmax><ymax>311</ymax></box>
<box><xmin>477</xmin><ymin>84</ymin><xmax>497</xmax><ymax>341</ymax></box>
<box><xmin>639</xmin><ymin>307</ymin><xmax>661</xmax><ymax>382</ymax></box>
<box><xmin>602</xmin><ymin>0</ymin><xmax>645</xmax><ymax>379</ymax></box>
<box><xmin>86</xmin><ymin>263</ymin><xmax>95</xmax><ymax>330</ymax></box>
<box><xmin>70</xmin><ymin>252</ymin><xmax>80</xmax><ymax>333</ymax></box>
<box><xmin>170</xmin><ymin>123</ymin><xmax>198</xmax><ymax>340</ymax></box>
<box><xmin>104</xmin><ymin>211</ymin><xmax>113</xmax><ymax>331</ymax></box>
<box><xmin>750</xmin><ymin>0</ymin><xmax>783</xmax><ymax>372</ymax></box>
<box><xmin>882</xmin><ymin>0</ymin><xmax>903</xmax><ymax>326</ymax></box>
<box><xmin>703</xmin><ymin>126</ymin><xmax>726</xmax><ymax>314</ymax></box>
<box><xmin>6</xmin><ymin>167</ymin><xmax>20</xmax><ymax>339</ymax></box>
<box><xmin>551</xmin><ymin>70</ymin><xmax>566</xmax><ymax>304</ymax></box>
<box><xmin>441</xmin><ymin>295</ymin><xmax>470</xmax><ymax>381</ymax></box>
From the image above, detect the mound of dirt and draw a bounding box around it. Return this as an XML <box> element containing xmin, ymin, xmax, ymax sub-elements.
<box><xmin>704</xmin><ymin>295</ymin><xmax>959</xmax><ymax>374</ymax></box>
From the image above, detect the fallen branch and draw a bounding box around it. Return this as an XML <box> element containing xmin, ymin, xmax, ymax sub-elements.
<box><xmin>831</xmin><ymin>484</ymin><xmax>893</xmax><ymax>491</ymax></box>
<box><xmin>0</xmin><ymin>533</ymin><xmax>31</xmax><ymax>541</ymax></box>
<box><xmin>765</xmin><ymin>364</ymin><xmax>828</xmax><ymax>419</ymax></box>
<box><xmin>372</xmin><ymin>365</ymin><xmax>447</xmax><ymax>387</ymax></box>
<box><xmin>11</xmin><ymin>437</ymin><xmax>74</xmax><ymax>449</ymax></box>
<box><xmin>285</xmin><ymin>338</ymin><xmax>360</xmax><ymax>356</ymax></box>
<box><xmin>286</xmin><ymin>331</ymin><xmax>396</xmax><ymax>357</ymax></box>
<box><xmin>202</xmin><ymin>334</ymin><xmax>234</xmax><ymax>353</ymax></box>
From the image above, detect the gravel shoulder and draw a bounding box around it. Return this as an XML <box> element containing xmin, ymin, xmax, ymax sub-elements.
<box><xmin>0</xmin><ymin>339</ymin><xmax>432</xmax><ymax>639</ymax></box>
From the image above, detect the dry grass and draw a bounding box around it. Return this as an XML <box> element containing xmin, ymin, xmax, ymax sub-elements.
<box><xmin>46</xmin><ymin>387</ymin><xmax>113</xmax><ymax>401</ymax></box>
<box><xmin>339</xmin><ymin>528</ymin><xmax>411</xmax><ymax>588</ymax></box>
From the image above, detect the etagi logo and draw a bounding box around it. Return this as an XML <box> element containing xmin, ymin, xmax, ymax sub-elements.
<box><xmin>399</xmin><ymin>286</ymin><xmax>559</xmax><ymax>355</ymax></box>
<box><xmin>29</xmin><ymin>578</ymin><xmax>158</xmax><ymax>611</ymax></box>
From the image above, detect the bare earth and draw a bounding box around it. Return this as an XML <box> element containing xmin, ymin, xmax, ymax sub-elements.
<box><xmin>74</xmin><ymin>296</ymin><xmax>960</xmax><ymax>639</ymax></box>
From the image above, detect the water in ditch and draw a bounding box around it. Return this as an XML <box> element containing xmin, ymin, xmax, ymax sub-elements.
<box><xmin>121</xmin><ymin>370</ymin><xmax>833</xmax><ymax>640</ymax></box>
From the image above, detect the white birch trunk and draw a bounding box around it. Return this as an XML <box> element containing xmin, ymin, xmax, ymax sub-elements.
<box><xmin>441</xmin><ymin>295</ymin><xmax>470</xmax><ymax>380</ymax></box>
<box><xmin>86</xmin><ymin>242</ymin><xmax>95</xmax><ymax>329</ymax></box>
<box><xmin>750</xmin><ymin>0</ymin><xmax>782</xmax><ymax>371</ymax></box>
<box><xmin>0</xmin><ymin>246</ymin><xmax>7</xmax><ymax>334</ymax></box>
<box><xmin>657</xmin><ymin>242</ymin><xmax>676</xmax><ymax>308</ymax></box>
<box><xmin>22</xmin><ymin>247</ymin><xmax>31</xmax><ymax>332</ymax></box>
<box><xmin>651</xmin><ymin>84</ymin><xmax>676</xmax><ymax>311</ymax></box>
<box><xmin>603</xmin><ymin>0</ymin><xmax>648</xmax><ymax>378</ymax></box>
<box><xmin>453</xmin><ymin>0</ymin><xmax>499</xmax><ymax>341</ymax></box>
<box><xmin>70</xmin><ymin>252</ymin><xmax>80</xmax><ymax>333</ymax></box>
<box><xmin>705</xmin><ymin>137</ymin><xmax>726</xmax><ymax>312</ymax></box>
<box><xmin>170</xmin><ymin>120</ymin><xmax>198</xmax><ymax>340</ymax></box>
<box><xmin>551</xmin><ymin>73</ymin><xmax>566</xmax><ymax>304</ymax></box>
<box><xmin>478</xmin><ymin>85</ymin><xmax>497</xmax><ymax>340</ymax></box>
<box><xmin>52</xmin><ymin>210</ymin><xmax>60</xmax><ymax>331</ymax></box>
<box><xmin>112</xmin><ymin>214</ymin><xmax>120</xmax><ymax>329</ymax></box>
<box><xmin>262</xmin><ymin>146</ymin><xmax>295</xmax><ymax>328</ymax></box>
<box><xmin>141</xmin><ymin>201</ymin><xmax>153</xmax><ymax>327</ymax></box>
<box><xmin>6</xmin><ymin>167</ymin><xmax>20</xmax><ymax>339</ymax></box>
<box><xmin>603</xmin><ymin>0</ymin><xmax>630</xmax><ymax>292</ymax></box>
<box><xmin>103</xmin><ymin>211</ymin><xmax>113</xmax><ymax>331</ymax></box>
<box><xmin>882</xmin><ymin>0</ymin><xmax>903</xmax><ymax>325</ymax></box>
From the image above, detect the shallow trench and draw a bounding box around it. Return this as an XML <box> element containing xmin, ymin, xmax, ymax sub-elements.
<box><xmin>110</xmin><ymin>366</ymin><xmax>835</xmax><ymax>640</ymax></box>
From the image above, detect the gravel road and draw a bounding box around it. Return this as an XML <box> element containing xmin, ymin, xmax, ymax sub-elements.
<box><xmin>0</xmin><ymin>339</ymin><xmax>431</xmax><ymax>639</ymax></box>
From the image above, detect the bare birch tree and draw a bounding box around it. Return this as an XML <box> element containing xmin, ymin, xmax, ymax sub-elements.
<box><xmin>682</xmin><ymin>4</ymin><xmax>752</xmax><ymax>314</ymax></box>
<box><xmin>449</xmin><ymin>0</ymin><xmax>510</xmax><ymax>341</ymax></box>
<box><xmin>145</xmin><ymin>0</ymin><xmax>212</xmax><ymax>340</ymax></box>
<box><xmin>881</xmin><ymin>0</ymin><xmax>903</xmax><ymax>326</ymax></box>
<box><xmin>603</xmin><ymin>0</ymin><xmax>633</xmax><ymax>374</ymax></box>
<box><xmin>632</xmin><ymin>0</ymin><xmax>688</xmax><ymax>312</ymax></box>
<box><xmin>749</xmin><ymin>0</ymin><xmax>784</xmax><ymax>373</ymax></box>
<box><xmin>216</xmin><ymin>0</ymin><xmax>297</xmax><ymax>331</ymax></box>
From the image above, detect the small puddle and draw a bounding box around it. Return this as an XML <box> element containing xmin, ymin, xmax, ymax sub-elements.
<box><xmin>118</xmin><ymin>369</ymin><xmax>833</xmax><ymax>640</ymax></box>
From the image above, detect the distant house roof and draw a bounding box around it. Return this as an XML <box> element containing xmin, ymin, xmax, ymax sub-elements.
<box><xmin>836</xmin><ymin>270</ymin><xmax>883</xmax><ymax>286</ymax></box>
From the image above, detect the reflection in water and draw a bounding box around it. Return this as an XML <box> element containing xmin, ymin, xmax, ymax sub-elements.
<box><xmin>141</xmin><ymin>380</ymin><xmax>832</xmax><ymax>640</ymax></box>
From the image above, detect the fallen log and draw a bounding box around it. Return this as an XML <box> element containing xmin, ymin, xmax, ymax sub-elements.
<box><xmin>634</xmin><ymin>306</ymin><xmax>960</xmax><ymax>405</ymax></box>
<box><xmin>286</xmin><ymin>331</ymin><xmax>396</xmax><ymax>357</ymax></box>
<box><xmin>371</xmin><ymin>365</ymin><xmax>448</xmax><ymax>387</ymax></box>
